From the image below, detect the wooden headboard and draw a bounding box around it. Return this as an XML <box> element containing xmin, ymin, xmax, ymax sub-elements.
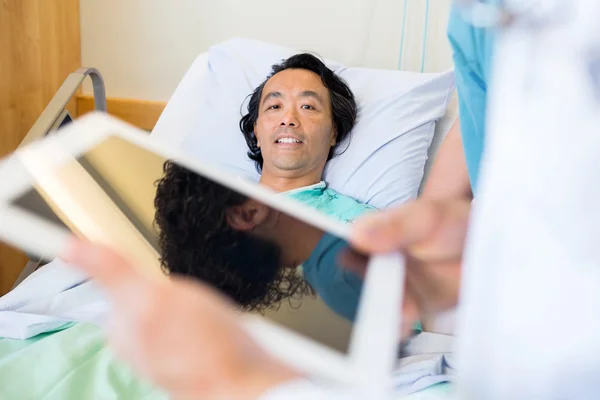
<box><xmin>76</xmin><ymin>95</ymin><xmax>166</xmax><ymax>132</ymax></box>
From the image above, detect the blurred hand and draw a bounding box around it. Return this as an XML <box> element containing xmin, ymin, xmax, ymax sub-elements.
<box><xmin>62</xmin><ymin>239</ymin><xmax>300</xmax><ymax>400</ymax></box>
<box><xmin>342</xmin><ymin>199</ymin><xmax>472</xmax><ymax>336</ymax></box>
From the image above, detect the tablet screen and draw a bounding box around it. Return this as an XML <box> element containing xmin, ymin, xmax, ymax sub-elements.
<box><xmin>12</xmin><ymin>135</ymin><xmax>367</xmax><ymax>354</ymax></box>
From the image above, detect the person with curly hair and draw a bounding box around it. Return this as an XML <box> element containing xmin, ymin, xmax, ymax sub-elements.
<box><xmin>154</xmin><ymin>160</ymin><xmax>326</xmax><ymax>313</ymax></box>
<box><xmin>154</xmin><ymin>53</ymin><xmax>375</xmax><ymax>321</ymax></box>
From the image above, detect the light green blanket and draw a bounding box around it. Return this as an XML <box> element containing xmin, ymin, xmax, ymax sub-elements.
<box><xmin>0</xmin><ymin>323</ymin><xmax>166</xmax><ymax>399</ymax></box>
<box><xmin>0</xmin><ymin>322</ymin><xmax>451</xmax><ymax>399</ymax></box>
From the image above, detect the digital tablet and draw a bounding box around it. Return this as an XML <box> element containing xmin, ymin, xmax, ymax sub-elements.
<box><xmin>0</xmin><ymin>112</ymin><xmax>404</xmax><ymax>396</ymax></box>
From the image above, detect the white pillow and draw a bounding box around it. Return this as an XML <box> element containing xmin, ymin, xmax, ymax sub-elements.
<box><xmin>152</xmin><ymin>38</ymin><xmax>455</xmax><ymax>209</ymax></box>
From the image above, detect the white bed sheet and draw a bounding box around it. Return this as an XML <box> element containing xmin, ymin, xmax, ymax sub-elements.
<box><xmin>0</xmin><ymin>260</ymin><xmax>108</xmax><ymax>340</ymax></box>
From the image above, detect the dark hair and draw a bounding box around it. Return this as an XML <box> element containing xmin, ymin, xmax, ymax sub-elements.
<box><xmin>239</xmin><ymin>53</ymin><xmax>357</xmax><ymax>172</ymax></box>
<box><xmin>154</xmin><ymin>160</ymin><xmax>313</xmax><ymax>312</ymax></box>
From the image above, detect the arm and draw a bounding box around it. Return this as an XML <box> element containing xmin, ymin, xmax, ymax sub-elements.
<box><xmin>418</xmin><ymin>119</ymin><xmax>471</xmax><ymax>333</ymax></box>
<box><xmin>421</xmin><ymin>118</ymin><xmax>473</xmax><ymax>201</ymax></box>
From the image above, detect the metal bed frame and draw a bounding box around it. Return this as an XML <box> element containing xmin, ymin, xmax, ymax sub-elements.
<box><xmin>11</xmin><ymin>67</ymin><xmax>107</xmax><ymax>290</ymax></box>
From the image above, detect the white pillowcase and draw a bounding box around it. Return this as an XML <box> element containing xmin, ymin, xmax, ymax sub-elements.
<box><xmin>152</xmin><ymin>37</ymin><xmax>455</xmax><ymax>209</ymax></box>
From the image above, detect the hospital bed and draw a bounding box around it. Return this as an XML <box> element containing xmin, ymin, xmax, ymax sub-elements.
<box><xmin>9</xmin><ymin>46</ymin><xmax>458</xmax><ymax>292</ymax></box>
<box><xmin>10</xmin><ymin>67</ymin><xmax>108</xmax><ymax>290</ymax></box>
<box><xmin>1</xmin><ymin>38</ymin><xmax>458</xmax><ymax>399</ymax></box>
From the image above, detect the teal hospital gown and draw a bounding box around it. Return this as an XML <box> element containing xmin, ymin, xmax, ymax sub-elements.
<box><xmin>282</xmin><ymin>181</ymin><xmax>376</xmax><ymax>224</ymax></box>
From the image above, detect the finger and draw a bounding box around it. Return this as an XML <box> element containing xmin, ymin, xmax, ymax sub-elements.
<box><xmin>408</xmin><ymin>201</ymin><xmax>471</xmax><ymax>262</ymax></box>
<box><xmin>399</xmin><ymin>286</ymin><xmax>420</xmax><ymax>340</ymax></box>
<box><xmin>350</xmin><ymin>200</ymin><xmax>442</xmax><ymax>254</ymax></box>
<box><xmin>350</xmin><ymin>200</ymin><xmax>470</xmax><ymax>262</ymax></box>
<box><xmin>405</xmin><ymin>258</ymin><xmax>462</xmax><ymax>313</ymax></box>
<box><xmin>61</xmin><ymin>238</ymin><xmax>143</xmax><ymax>296</ymax></box>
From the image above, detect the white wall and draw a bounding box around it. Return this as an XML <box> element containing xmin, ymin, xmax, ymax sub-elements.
<box><xmin>80</xmin><ymin>0</ymin><xmax>453</xmax><ymax>101</ymax></box>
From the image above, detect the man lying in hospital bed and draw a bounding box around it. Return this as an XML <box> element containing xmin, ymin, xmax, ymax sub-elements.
<box><xmin>155</xmin><ymin>52</ymin><xmax>381</xmax><ymax>323</ymax></box>
<box><xmin>0</xmin><ymin>38</ymin><xmax>456</xmax><ymax>398</ymax></box>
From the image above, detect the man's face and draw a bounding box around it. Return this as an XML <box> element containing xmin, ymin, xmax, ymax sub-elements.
<box><xmin>254</xmin><ymin>68</ymin><xmax>337</xmax><ymax>175</ymax></box>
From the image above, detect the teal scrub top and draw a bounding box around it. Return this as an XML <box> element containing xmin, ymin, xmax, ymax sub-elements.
<box><xmin>301</xmin><ymin>233</ymin><xmax>363</xmax><ymax>322</ymax></box>
<box><xmin>447</xmin><ymin>2</ymin><xmax>497</xmax><ymax>193</ymax></box>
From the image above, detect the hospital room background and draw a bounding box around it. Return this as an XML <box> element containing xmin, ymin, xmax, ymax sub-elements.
<box><xmin>0</xmin><ymin>0</ymin><xmax>458</xmax><ymax>370</ymax></box>
<box><xmin>0</xmin><ymin>0</ymin><xmax>461</xmax><ymax>397</ymax></box>
<box><xmin>0</xmin><ymin>0</ymin><xmax>456</xmax><ymax>295</ymax></box>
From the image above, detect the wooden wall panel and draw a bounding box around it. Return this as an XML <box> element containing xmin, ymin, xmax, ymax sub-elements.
<box><xmin>0</xmin><ymin>0</ymin><xmax>81</xmax><ymax>295</ymax></box>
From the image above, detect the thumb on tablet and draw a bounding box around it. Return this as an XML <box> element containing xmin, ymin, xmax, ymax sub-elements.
<box><xmin>61</xmin><ymin>238</ymin><xmax>142</xmax><ymax>295</ymax></box>
<box><xmin>350</xmin><ymin>200</ymin><xmax>441</xmax><ymax>253</ymax></box>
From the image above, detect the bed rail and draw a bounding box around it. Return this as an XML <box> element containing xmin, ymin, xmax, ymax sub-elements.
<box><xmin>18</xmin><ymin>68</ymin><xmax>106</xmax><ymax>147</ymax></box>
<box><xmin>11</xmin><ymin>67</ymin><xmax>107</xmax><ymax>289</ymax></box>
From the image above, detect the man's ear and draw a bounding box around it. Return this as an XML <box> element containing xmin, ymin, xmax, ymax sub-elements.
<box><xmin>254</xmin><ymin>123</ymin><xmax>261</xmax><ymax>148</ymax></box>
<box><xmin>226</xmin><ymin>200</ymin><xmax>269</xmax><ymax>231</ymax></box>
<box><xmin>330</xmin><ymin>128</ymin><xmax>338</xmax><ymax>147</ymax></box>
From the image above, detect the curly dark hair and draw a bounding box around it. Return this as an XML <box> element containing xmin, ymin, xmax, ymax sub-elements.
<box><xmin>239</xmin><ymin>53</ymin><xmax>357</xmax><ymax>172</ymax></box>
<box><xmin>153</xmin><ymin>160</ymin><xmax>313</xmax><ymax>312</ymax></box>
